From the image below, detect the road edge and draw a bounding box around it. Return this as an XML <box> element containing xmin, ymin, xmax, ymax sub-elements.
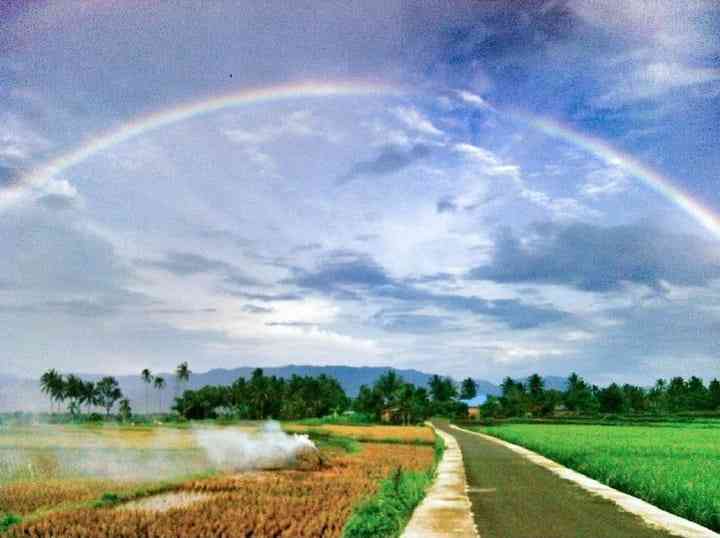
<box><xmin>451</xmin><ymin>424</ymin><xmax>719</xmax><ymax>538</ymax></box>
<box><xmin>401</xmin><ymin>425</ymin><xmax>479</xmax><ymax>538</ymax></box>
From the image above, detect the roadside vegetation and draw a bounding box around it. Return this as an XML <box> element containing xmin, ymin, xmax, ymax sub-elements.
<box><xmin>342</xmin><ymin>434</ymin><xmax>445</xmax><ymax>538</ymax></box>
<box><xmin>472</xmin><ymin>422</ymin><xmax>720</xmax><ymax>532</ymax></box>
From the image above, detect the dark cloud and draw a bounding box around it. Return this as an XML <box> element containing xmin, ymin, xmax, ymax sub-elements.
<box><xmin>541</xmin><ymin>299</ymin><xmax>720</xmax><ymax>383</ymax></box>
<box><xmin>469</xmin><ymin>223</ymin><xmax>720</xmax><ymax>292</ymax></box>
<box><xmin>287</xmin><ymin>251</ymin><xmax>567</xmax><ymax>329</ymax></box>
<box><xmin>405</xmin><ymin>272</ymin><xmax>456</xmax><ymax>284</ymax></box>
<box><xmin>339</xmin><ymin>144</ymin><xmax>431</xmax><ymax>184</ymax></box>
<box><xmin>135</xmin><ymin>251</ymin><xmax>234</xmax><ymax>276</ymax></box>
<box><xmin>136</xmin><ymin>251</ymin><xmax>260</xmax><ymax>286</ymax></box>
<box><xmin>224</xmin><ymin>273</ymin><xmax>262</xmax><ymax>287</ymax></box>
<box><xmin>288</xmin><ymin>253</ymin><xmax>391</xmax><ymax>292</ymax></box>
<box><xmin>371</xmin><ymin>310</ymin><xmax>457</xmax><ymax>333</ymax></box>
<box><xmin>290</xmin><ymin>242</ymin><xmax>323</xmax><ymax>254</ymax></box>
<box><xmin>355</xmin><ymin>233</ymin><xmax>380</xmax><ymax>242</ymax></box>
<box><xmin>373</xmin><ymin>284</ymin><xmax>566</xmax><ymax>329</ymax></box>
<box><xmin>227</xmin><ymin>291</ymin><xmax>303</xmax><ymax>302</ymax></box>
<box><xmin>36</xmin><ymin>193</ymin><xmax>76</xmax><ymax>211</ymax></box>
<box><xmin>0</xmin><ymin>164</ymin><xmax>20</xmax><ymax>188</ymax></box>
<box><xmin>436</xmin><ymin>197</ymin><xmax>458</xmax><ymax>213</ymax></box>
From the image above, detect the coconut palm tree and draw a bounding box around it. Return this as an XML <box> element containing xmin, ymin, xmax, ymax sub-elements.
<box><xmin>141</xmin><ymin>368</ymin><xmax>153</xmax><ymax>414</ymax></box>
<box><xmin>64</xmin><ymin>374</ymin><xmax>85</xmax><ymax>417</ymax></box>
<box><xmin>80</xmin><ymin>380</ymin><xmax>97</xmax><ymax>414</ymax></box>
<box><xmin>40</xmin><ymin>369</ymin><xmax>62</xmax><ymax>413</ymax></box>
<box><xmin>153</xmin><ymin>376</ymin><xmax>166</xmax><ymax>413</ymax></box>
<box><xmin>52</xmin><ymin>374</ymin><xmax>67</xmax><ymax>414</ymax></box>
<box><xmin>118</xmin><ymin>398</ymin><xmax>132</xmax><ymax>422</ymax></box>
<box><xmin>95</xmin><ymin>376</ymin><xmax>123</xmax><ymax>417</ymax></box>
<box><xmin>175</xmin><ymin>362</ymin><xmax>191</xmax><ymax>415</ymax></box>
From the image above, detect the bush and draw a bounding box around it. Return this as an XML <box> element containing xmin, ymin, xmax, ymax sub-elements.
<box><xmin>0</xmin><ymin>514</ymin><xmax>21</xmax><ymax>533</ymax></box>
<box><xmin>298</xmin><ymin>413</ymin><xmax>375</xmax><ymax>426</ymax></box>
<box><xmin>94</xmin><ymin>492</ymin><xmax>121</xmax><ymax>508</ymax></box>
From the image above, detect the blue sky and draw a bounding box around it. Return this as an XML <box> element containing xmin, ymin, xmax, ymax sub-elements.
<box><xmin>1</xmin><ymin>0</ymin><xmax>719</xmax><ymax>384</ymax></box>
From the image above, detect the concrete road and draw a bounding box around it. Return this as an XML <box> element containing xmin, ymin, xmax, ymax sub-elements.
<box><xmin>435</xmin><ymin>422</ymin><xmax>679</xmax><ymax>538</ymax></box>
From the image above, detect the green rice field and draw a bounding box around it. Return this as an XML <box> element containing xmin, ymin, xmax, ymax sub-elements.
<box><xmin>473</xmin><ymin>423</ymin><xmax>720</xmax><ymax>531</ymax></box>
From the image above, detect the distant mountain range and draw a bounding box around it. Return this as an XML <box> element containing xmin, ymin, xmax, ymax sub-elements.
<box><xmin>0</xmin><ymin>365</ymin><xmax>568</xmax><ymax>413</ymax></box>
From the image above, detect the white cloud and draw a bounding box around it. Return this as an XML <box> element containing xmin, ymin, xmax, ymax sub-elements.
<box><xmin>597</xmin><ymin>61</ymin><xmax>720</xmax><ymax>106</ymax></box>
<box><xmin>223</xmin><ymin>109</ymin><xmax>343</xmax><ymax>145</ymax></box>
<box><xmin>453</xmin><ymin>143</ymin><xmax>520</xmax><ymax>177</ymax></box>
<box><xmin>570</xmin><ymin>0</ymin><xmax>714</xmax><ymax>52</ymax></box>
<box><xmin>517</xmin><ymin>187</ymin><xmax>601</xmax><ymax>220</ymax></box>
<box><xmin>0</xmin><ymin>113</ymin><xmax>51</xmax><ymax>163</ymax></box>
<box><xmin>579</xmin><ymin>167</ymin><xmax>630</xmax><ymax>198</ymax></box>
<box><xmin>451</xmin><ymin>143</ymin><xmax>598</xmax><ymax>220</ymax></box>
<box><xmin>392</xmin><ymin>106</ymin><xmax>444</xmax><ymax>137</ymax></box>
<box><xmin>455</xmin><ymin>90</ymin><xmax>492</xmax><ymax>110</ymax></box>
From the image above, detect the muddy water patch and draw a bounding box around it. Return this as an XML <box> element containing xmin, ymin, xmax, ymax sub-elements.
<box><xmin>117</xmin><ymin>491</ymin><xmax>213</xmax><ymax>513</ymax></box>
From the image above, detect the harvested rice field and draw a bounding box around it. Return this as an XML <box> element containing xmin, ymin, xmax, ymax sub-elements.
<box><xmin>0</xmin><ymin>422</ymin><xmax>436</xmax><ymax>537</ymax></box>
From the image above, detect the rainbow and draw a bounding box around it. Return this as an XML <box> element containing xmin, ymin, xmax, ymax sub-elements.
<box><xmin>5</xmin><ymin>80</ymin><xmax>720</xmax><ymax>240</ymax></box>
<box><xmin>516</xmin><ymin>113</ymin><xmax>720</xmax><ymax>238</ymax></box>
<box><xmin>3</xmin><ymin>80</ymin><xmax>399</xmax><ymax>208</ymax></box>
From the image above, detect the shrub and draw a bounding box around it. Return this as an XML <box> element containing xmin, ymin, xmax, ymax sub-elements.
<box><xmin>0</xmin><ymin>514</ymin><xmax>21</xmax><ymax>533</ymax></box>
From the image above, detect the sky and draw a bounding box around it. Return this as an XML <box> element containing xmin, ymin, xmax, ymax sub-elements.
<box><xmin>1</xmin><ymin>0</ymin><xmax>719</xmax><ymax>384</ymax></box>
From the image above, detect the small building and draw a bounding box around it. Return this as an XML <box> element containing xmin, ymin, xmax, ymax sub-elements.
<box><xmin>461</xmin><ymin>395</ymin><xmax>487</xmax><ymax>420</ymax></box>
<box><xmin>380</xmin><ymin>407</ymin><xmax>400</xmax><ymax>423</ymax></box>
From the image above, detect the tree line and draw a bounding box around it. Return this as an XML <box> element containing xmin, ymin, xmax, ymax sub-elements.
<box><xmin>482</xmin><ymin>373</ymin><xmax>720</xmax><ymax>418</ymax></box>
<box><xmin>37</xmin><ymin>363</ymin><xmax>720</xmax><ymax>423</ymax></box>
<box><xmin>173</xmin><ymin>369</ymin><xmax>473</xmax><ymax>423</ymax></box>
<box><xmin>173</xmin><ymin>368</ymin><xmax>349</xmax><ymax>420</ymax></box>
<box><xmin>38</xmin><ymin>361</ymin><xmax>191</xmax><ymax>419</ymax></box>
<box><xmin>39</xmin><ymin>369</ymin><xmax>128</xmax><ymax>418</ymax></box>
<box><xmin>353</xmin><ymin>371</ymin><xmax>476</xmax><ymax>424</ymax></box>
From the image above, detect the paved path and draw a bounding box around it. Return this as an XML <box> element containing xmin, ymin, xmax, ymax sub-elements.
<box><xmin>402</xmin><ymin>427</ymin><xmax>478</xmax><ymax>538</ymax></box>
<box><xmin>435</xmin><ymin>422</ymin><xmax>682</xmax><ymax>538</ymax></box>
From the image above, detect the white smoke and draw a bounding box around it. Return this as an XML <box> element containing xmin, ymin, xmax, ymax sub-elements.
<box><xmin>0</xmin><ymin>424</ymin><xmax>211</xmax><ymax>483</ymax></box>
<box><xmin>194</xmin><ymin>421</ymin><xmax>317</xmax><ymax>471</ymax></box>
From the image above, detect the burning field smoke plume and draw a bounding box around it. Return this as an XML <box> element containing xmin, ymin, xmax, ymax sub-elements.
<box><xmin>193</xmin><ymin>421</ymin><xmax>318</xmax><ymax>471</ymax></box>
<box><xmin>0</xmin><ymin>422</ymin><xmax>318</xmax><ymax>486</ymax></box>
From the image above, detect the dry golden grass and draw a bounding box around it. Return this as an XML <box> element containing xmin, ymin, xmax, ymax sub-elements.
<box><xmin>0</xmin><ymin>425</ymin><xmax>213</xmax><ymax>517</ymax></box>
<box><xmin>284</xmin><ymin>423</ymin><xmax>436</xmax><ymax>444</ymax></box>
<box><xmin>0</xmin><ymin>426</ymin><xmax>198</xmax><ymax>450</ymax></box>
<box><xmin>9</xmin><ymin>443</ymin><xmax>435</xmax><ymax>538</ymax></box>
<box><xmin>0</xmin><ymin>478</ymin><xmax>141</xmax><ymax>516</ymax></box>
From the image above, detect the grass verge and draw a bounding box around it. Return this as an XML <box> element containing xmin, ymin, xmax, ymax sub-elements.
<box><xmin>341</xmin><ymin>431</ymin><xmax>445</xmax><ymax>538</ymax></box>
